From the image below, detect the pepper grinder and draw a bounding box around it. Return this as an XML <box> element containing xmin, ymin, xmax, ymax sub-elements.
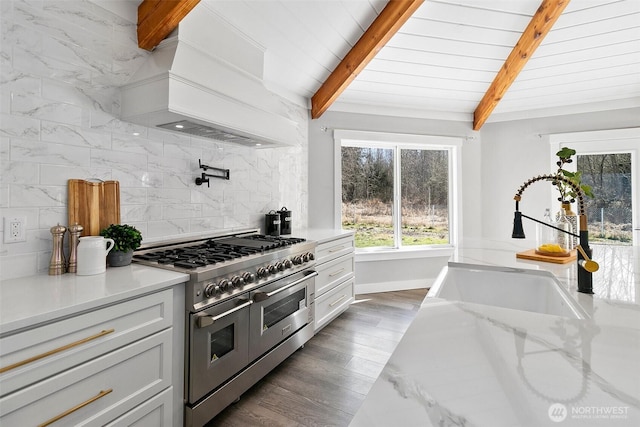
<box><xmin>49</xmin><ymin>224</ymin><xmax>67</xmax><ymax>275</ymax></box>
<box><xmin>67</xmin><ymin>223</ymin><xmax>83</xmax><ymax>273</ymax></box>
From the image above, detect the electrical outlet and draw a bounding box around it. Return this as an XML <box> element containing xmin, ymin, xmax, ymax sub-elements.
<box><xmin>4</xmin><ymin>217</ymin><xmax>26</xmax><ymax>243</ymax></box>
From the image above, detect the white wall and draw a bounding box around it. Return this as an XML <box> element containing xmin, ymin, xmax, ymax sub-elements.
<box><xmin>0</xmin><ymin>1</ymin><xmax>309</xmax><ymax>280</ymax></box>
<box><xmin>480</xmin><ymin>109</ymin><xmax>640</xmax><ymax>243</ymax></box>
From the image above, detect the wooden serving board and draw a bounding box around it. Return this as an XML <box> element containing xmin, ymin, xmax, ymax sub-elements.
<box><xmin>516</xmin><ymin>248</ymin><xmax>577</xmax><ymax>264</ymax></box>
<box><xmin>68</xmin><ymin>179</ymin><xmax>120</xmax><ymax>236</ymax></box>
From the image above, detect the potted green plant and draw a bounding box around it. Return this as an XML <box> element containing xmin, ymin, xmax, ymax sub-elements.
<box><xmin>100</xmin><ymin>224</ymin><xmax>142</xmax><ymax>267</ymax></box>
<box><xmin>552</xmin><ymin>147</ymin><xmax>594</xmax><ymax>204</ymax></box>
<box><xmin>551</xmin><ymin>147</ymin><xmax>595</xmax><ymax>248</ymax></box>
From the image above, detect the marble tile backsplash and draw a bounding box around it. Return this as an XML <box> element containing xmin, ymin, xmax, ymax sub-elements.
<box><xmin>0</xmin><ymin>0</ymin><xmax>309</xmax><ymax>280</ymax></box>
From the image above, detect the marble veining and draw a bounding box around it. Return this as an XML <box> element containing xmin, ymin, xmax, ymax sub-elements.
<box><xmin>382</xmin><ymin>363</ymin><xmax>471</xmax><ymax>426</ymax></box>
<box><xmin>351</xmin><ymin>243</ymin><xmax>640</xmax><ymax>426</ymax></box>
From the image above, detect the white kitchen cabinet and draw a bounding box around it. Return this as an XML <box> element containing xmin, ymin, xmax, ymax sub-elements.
<box><xmin>313</xmin><ymin>233</ymin><xmax>355</xmax><ymax>331</ymax></box>
<box><xmin>106</xmin><ymin>387</ymin><xmax>173</xmax><ymax>427</ymax></box>
<box><xmin>0</xmin><ymin>289</ymin><xmax>175</xmax><ymax>426</ymax></box>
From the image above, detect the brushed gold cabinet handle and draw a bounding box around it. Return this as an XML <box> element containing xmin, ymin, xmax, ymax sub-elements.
<box><xmin>329</xmin><ymin>268</ymin><xmax>345</xmax><ymax>277</ymax></box>
<box><xmin>0</xmin><ymin>329</ymin><xmax>115</xmax><ymax>374</ymax></box>
<box><xmin>37</xmin><ymin>388</ymin><xmax>113</xmax><ymax>427</ymax></box>
<box><xmin>329</xmin><ymin>294</ymin><xmax>347</xmax><ymax>307</ymax></box>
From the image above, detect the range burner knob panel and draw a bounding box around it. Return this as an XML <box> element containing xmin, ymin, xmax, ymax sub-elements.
<box><xmin>275</xmin><ymin>261</ymin><xmax>285</xmax><ymax>271</ymax></box>
<box><xmin>292</xmin><ymin>255</ymin><xmax>302</xmax><ymax>265</ymax></box>
<box><xmin>257</xmin><ymin>267</ymin><xmax>267</xmax><ymax>278</ymax></box>
<box><xmin>231</xmin><ymin>276</ymin><xmax>245</xmax><ymax>288</ymax></box>
<box><xmin>268</xmin><ymin>264</ymin><xmax>278</xmax><ymax>274</ymax></box>
<box><xmin>203</xmin><ymin>282</ymin><xmax>219</xmax><ymax>298</ymax></box>
<box><xmin>242</xmin><ymin>272</ymin><xmax>257</xmax><ymax>283</ymax></box>
<box><xmin>284</xmin><ymin>259</ymin><xmax>293</xmax><ymax>269</ymax></box>
<box><xmin>307</xmin><ymin>252</ymin><xmax>315</xmax><ymax>261</ymax></box>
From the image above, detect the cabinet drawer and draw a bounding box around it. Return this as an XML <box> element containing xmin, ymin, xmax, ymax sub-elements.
<box><xmin>0</xmin><ymin>329</ymin><xmax>172</xmax><ymax>427</ymax></box>
<box><xmin>315</xmin><ymin>278</ymin><xmax>354</xmax><ymax>331</ymax></box>
<box><xmin>316</xmin><ymin>254</ymin><xmax>354</xmax><ymax>297</ymax></box>
<box><xmin>0</xmin><ymin>289</ymin><xmax>173</xmax><ymax>396</ymax></box>
<box><xmin>316</xmin><ymin>235</ymin><xmax>354</xmax><ymax>264</ymax></box>
<box><xmin>105</xmin><ymin>387</ymin><xmax>172</xmax><ymax>427</ymax></box>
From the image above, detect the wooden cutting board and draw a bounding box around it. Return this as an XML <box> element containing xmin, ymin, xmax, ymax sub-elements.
<box><xmin>516</xmin><ymin>248</ymin><xmax>577</xmax><ymax>264</ymax></box>
<box><xmin>68</xmin><ymin>179</ymin><xmax>120</xmax><ymax>236</ymax></box>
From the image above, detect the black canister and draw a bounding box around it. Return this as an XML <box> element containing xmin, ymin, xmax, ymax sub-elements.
<box><xmin>265</xmin><ymin>210</ymin><xmax>281</xmax><ymax>236</ymax></box>
<box><xmin>278</xmin><ymin>206</ymin><xmax>291</xmax><ymax>235</ymax></box>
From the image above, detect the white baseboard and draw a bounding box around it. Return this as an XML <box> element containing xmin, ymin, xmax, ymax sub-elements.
<box><xmin>355</xmin><ymin>278</ymin><xmax>433</xmax><ymax>295</ymax></box>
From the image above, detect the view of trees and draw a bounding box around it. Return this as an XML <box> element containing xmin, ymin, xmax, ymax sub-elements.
<box><xmin>341</xmin><ymin>146</ymin><xmax>450</xmax><ymax>248</ymax></box>
<box><xmin>578</xmin><ymin>153</ymin><xmax>633</xmax><ymax>244</ymax></box>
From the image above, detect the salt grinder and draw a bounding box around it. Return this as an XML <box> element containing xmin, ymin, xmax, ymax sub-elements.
<box><xmin>49</xmin><ymin>224</ymin><xmax>67</xmax><ymax>275</ymax></box>
<box><xmin>67</xmin><ymin>223</ymin><xmax>83</xmax><ymax>273</ymax></box>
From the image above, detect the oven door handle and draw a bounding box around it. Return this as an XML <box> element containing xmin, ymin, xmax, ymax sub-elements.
<box><xmin>197</xmin><ymin>299</ymin><xmax>253</xmax><ymax>328</ymax></box>
<box><xmin>253</xmin><ymin>270</ymin><xmax>318</xmax><ymax>302</ymax></box>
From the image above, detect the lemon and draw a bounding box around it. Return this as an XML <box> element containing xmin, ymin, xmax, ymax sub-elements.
<box><xmin>538</xmin><ymin>243</ymin><xmax>565</xmax><ymax>253</ymax></box>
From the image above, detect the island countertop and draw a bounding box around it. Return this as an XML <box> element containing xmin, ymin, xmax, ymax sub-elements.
<box><xmin>350</xmin><ymin>241</ymin><xmax>640</xmax><ymax>426</ymax></box>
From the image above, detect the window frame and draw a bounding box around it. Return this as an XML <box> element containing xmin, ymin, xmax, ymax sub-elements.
<box><xmin>334</xmin><ymin>130</ymin><xmax>463</xmax><ymax>257</ymax></box>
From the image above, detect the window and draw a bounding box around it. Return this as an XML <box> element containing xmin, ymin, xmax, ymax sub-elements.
<box><xmin>550</xmin><ymin>128</ymin><xmax>639</xmax><ymax>246</ymax></box>
<box><xmin>336</xmin><ymin>131</ymin><xmax>461</xmax><ymax>250</ymax></box>
<box><xmin>578</xmin><ymin>153</ymin><xmax>633</xmax><ymax>245</ymax></box>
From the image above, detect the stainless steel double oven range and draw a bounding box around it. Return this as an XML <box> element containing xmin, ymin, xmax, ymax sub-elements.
<box><xmin>133</xmin><ymin>229</ymin><xmax>317</xmax><ymax>426</ymax></box>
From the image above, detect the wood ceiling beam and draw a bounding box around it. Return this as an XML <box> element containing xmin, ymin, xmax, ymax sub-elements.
<box><xmin>137</xmin><ymin>0</ymin><xmax>201</xmax><ymax>51</ymax></box>
<box><xmin>311</xmin><ymin>0</ymin><xmax>424</xmax><ymax>119</ymax></box>
<box><xmin>473</xmin><ymin>0</ymin><xmax>570</xmax><ymax>130</ymax></box>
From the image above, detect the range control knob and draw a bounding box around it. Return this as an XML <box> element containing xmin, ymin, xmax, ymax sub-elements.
<box><xmin>276</xmin><ymin>261</ymin><xmax>285</xmax><ymax>271</ymax></box>
<box><xmin>307</xmin><ymin>252</ymin><xmax>315</xmax><ymax>261</ymax></box>
<box><xmin>203</xmin><ymin>282</ymin><xmax>219</xmax><ymax>298</ymax></box>
<box><xmin>218</xmin><ymin>279</ymin><xmax>230</xmax><ymax>291</ymax></box>
<box><xmin>302</xmin><ymin>253</ymin><xmax>311</xmax><ymax>262</ymax></box>
<box><xmin>242</xmin><ymin>272</ymin><xmax>256</xmax><ymax>283</ymax></box>
<box><xmin>283</xmin><ymin>259</ymin><xmax>293</xmax><ymax>269</ymax></box>
<box><xmin>268</xmin><ymin>264</ymin><xmax>278</xmax><ymax>274</ymax></box>
<box><xmin>292</xmin><ymin>255</ymin><xmax>303</xmax><ymax>265</ymax></box>
<box><xmin>231</xmin><ymin>276</ymin><xmax>245</xmax><ymax>288</ymax></box>
<box><xmin>257</xmin><ymin>267</ymin><xmax>267</xmax><ymax>278</ymax></box>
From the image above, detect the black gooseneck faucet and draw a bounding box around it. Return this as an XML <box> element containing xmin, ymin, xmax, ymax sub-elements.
<box><xmin>512</xmin><ymin>174</ymin><xmax>598</xmax><ymax>294</ymax></box>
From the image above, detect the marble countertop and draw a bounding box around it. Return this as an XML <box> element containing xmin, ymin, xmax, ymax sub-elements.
<box><xmin>350</xmin><ymin>240</ymin><xmax>640</xmax><ymax>426</ymax></box>
<box><xmin>0</xmin><ymin>265</ymin><xmax>189</xmax><ymax>335</ymax></box>
<box><xmin>298</xmin><ymin>228</ymin><xmax>354</xmax><ymax>244</ymax></box>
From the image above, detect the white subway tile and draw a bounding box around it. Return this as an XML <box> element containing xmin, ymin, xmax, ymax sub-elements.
<box><xmin>41</xmin><ymin>121</ymin><xmax>111</xmax><ymax>149</ymax></box>
<box><xmin>9</xmin><ymin>183</ymin><xmax>65</xmax><ymax>207</ymax></box>
<box><xmin>11</xmin><ymin>138</ymin><xmax>89</xmax><ymax>166</ymax></box>
<box><xmin>0</xmin><ymin>113</ymin><xmax>40</xmax><ymax>139</ymax></box>
<box><xmin>146</xmin><ymin>220</ymin><xmax>190</xmax><ymax>239</ymax></box>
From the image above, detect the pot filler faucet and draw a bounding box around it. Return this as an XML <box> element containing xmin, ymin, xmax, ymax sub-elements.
<box><xmin>512</xmin><ymin>174</ymin><xmax>599</xmax><ymax>294</ymax></box>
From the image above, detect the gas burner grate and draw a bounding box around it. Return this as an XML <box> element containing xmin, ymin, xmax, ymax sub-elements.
<box><xmin>174</xmin><ymin>259</ymin><xmax>209</xmax><ymax>269</ymax></box>
<box><xmin>246</xmin><ymin>235</ymin><xmax>306</xmax><ymax>245</ymax></box>
<box><xmin>133</xmin><ymin>240</ymin><xmax>264</xmax><ymax>269</ymax></box>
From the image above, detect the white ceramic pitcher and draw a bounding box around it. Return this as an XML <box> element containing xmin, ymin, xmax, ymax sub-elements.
<box><xmin>76</xmin><ymin>236</ymin><xmax>115</xmax><ymax>276</ymax></box>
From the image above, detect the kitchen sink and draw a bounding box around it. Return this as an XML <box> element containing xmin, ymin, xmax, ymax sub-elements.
<box><xmin>427</xmin><ymin>263</ymin><xmax>588</xmax><ymax>319</ymax></box>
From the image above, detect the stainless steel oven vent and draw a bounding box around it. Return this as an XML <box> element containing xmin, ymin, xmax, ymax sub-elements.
<box><xmin>157</xmin><ymin>120</ymin><xmax>262</xmax><ymax>146</ymax></box>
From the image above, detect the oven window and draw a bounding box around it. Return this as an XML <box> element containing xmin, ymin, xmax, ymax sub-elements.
<box><xmin>263</xmin><ymin>288</ymin><xmax>306</xmax><ymax>330</ymax></box>
<box><xmin>210</xmin><ymin>324</ymin><xmax>234</xmax><ymax>362</ymax></box>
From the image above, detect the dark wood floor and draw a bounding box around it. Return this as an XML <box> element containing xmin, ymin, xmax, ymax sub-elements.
<box><xmin>207</xmin><ymin>288</ymin><xmax>429</xmax><ymax>427</ymax></box>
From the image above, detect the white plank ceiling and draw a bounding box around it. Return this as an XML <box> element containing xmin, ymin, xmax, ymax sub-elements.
<box><xmin>201</xmin><ymin>0</ymin><xmax>640</xmax><ymax>124</ymax></box>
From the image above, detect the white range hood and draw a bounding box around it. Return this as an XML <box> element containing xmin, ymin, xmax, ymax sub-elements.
<box><xmin>120</xmin><ymin>3</ymin><xmax>300</xmax><ymax>147</ymax></box>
